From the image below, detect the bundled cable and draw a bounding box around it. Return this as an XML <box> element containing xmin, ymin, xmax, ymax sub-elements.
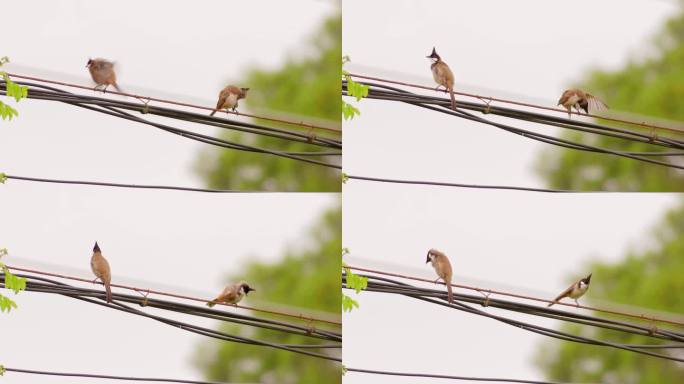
<box><xmin>1</xmin><ymin>80</ymin><xmax>341</xmax><ymax>169</ymax></box>
<box><xmin>342</xmin><ymin>80</ymin><xmax>684</xmax><ymax>173</ymax></box>
<box><xmin>342</xmin><ymin>272</ymin><xmax>684</xmax><ymax>363</ymax></box>
<box><xmin>2</xmin><ymin>273</ymin><xmax>341</xmax><ymax>361</ymax></box>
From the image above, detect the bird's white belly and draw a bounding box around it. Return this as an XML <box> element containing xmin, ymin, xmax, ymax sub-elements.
<box><xmin>566</xmin><ymin>95</ymin><xmax>581</xmax><ymax>106</ymax></box>
<box><xmin>222</xmin><ymin>94</ymin><xmax>238</xmax><ymax>109</ymax></box>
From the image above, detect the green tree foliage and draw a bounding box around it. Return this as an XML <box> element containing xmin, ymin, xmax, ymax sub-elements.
<box><xmin>195</xmin><ymin>15</ymin><xmax>341</xmax><ymax>192</ymax></box>
<box><xmin>194</xmin><ymin>206</ymin><xmax>341</xmax><ymax>383</ymax></box>
<box><xmin>535</xmin><ymin>4</ymin><xmax>684</xmax><ymax>191</ymax></box>
<box><xmin>536</xmin><ymin>200</ymin><xmax>684</xmax><ymax>382</ymax></box>
<box><xmin>0</xmin><ymin>56</ymin><xmax>29</xmax><ymax>121</ymax></box>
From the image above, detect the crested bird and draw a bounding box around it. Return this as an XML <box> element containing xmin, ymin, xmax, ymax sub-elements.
<box><xmin>547</xmin><ymin>273</ymin><xmax>592</xmax><ymax>307</ymax></box>
<box><xmin>90</xmin><ymin>241</ymin><xmax>113</xmax><ymax>303</ymax></box>
<box><xmin>209</xmin><ymin>85</ymin><xmax>250</xmax><ymax>116</ymax></box>
<box><xmin>86</xmin><ymin>58</ymin><xmax>122</xmax><ymax>93</ymax></box>
<box><xmin>426</xmin><ymin>47</ymin><xmax>456</xmax><ymax>110</ymax></box>
<box><xmin>206</xmin><ymin>282</ymin><xmax>254</xmax><ymax>307</ymax></box>
<box><xmin>557</xmin><ymin>89</ymin><xmax>608</xmax><ymax>119</ymax></box>
<box><xmin>426</xmin><ymin>248</ymin><xmax>454</xmax><ymax>303</ymax></box>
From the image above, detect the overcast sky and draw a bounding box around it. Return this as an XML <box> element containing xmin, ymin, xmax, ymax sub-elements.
<box><xmin>0</xmin><ymin>1</ymin><xmax>338</xmax><ymax>383</ymax></box>
<box><xmin>342</xmin><ymin>0</ymin><xmax>681</xmax><ymax>383</ymax></box>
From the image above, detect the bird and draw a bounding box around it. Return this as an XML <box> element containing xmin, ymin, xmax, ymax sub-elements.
<box><xmin>426</xmin><ymin>47</ymin><xmax>456</xmax><ymax>110</ymax></box>
<box><xmin>206</xmin><ymin>282</ymin><xmax>254</xmax><ymax>308</ymax></box>
<box><xmin>557</xmin><ymin>89</ymin><xmax>608</xmax><ymax>119</ymax></box>
<box><xmin>426</xmin><ymin>248</ymin><xmax>454</xmax><ymax>303</ymax></box>
<box><xmin>547</xmin><ymin>273</ymin><xmax>592</xmax><ymax>307</ymax></box>
<box><xmin>209</xmin><ymin>85</ymin><xmax>250</xmax><ymax>116</ymax></box>
<box><xmin>86</xmin><ymin>58</ymin><xmax>122</xmax><ymax>93</ymax></box>
<box><xmin>90</xmin><ymin>241</ymin><xmax>112</xmax><ymax>303</ymax></box>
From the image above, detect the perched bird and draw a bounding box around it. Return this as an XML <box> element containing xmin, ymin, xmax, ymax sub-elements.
<box><xmin>426</xmin><ymin>248</ymin><xmax>454</xmax><ymax>304</ymax></box>
<box><xmin>206</xmin><ymin>282</ymin><xmax>254</xmax><ymax>308</ymax></box>
<box><xmin>426</xmin><ymin>47</ymin><xmax>456</xmax><ymax>110</ymax></box>
<box><xmin>90</xmin><ymin>241</ymin><xmax>112</xmax><ymax>303</ymax></box>
<box><xmin>86</xmin><ymin>58</ymin><xmax>122</xmax><ymax>93</ymax></box>
<box><xmin>547</xmin><ymin>273</ymin><xmax>592</xmax><ymax>307</ymax></box>
<box><xmin>557</xmin><ymin>89</ymin><xmax>608</xmax><ymax>119</ymax></box>
<box><xmin>209</xmin><ymin>85</ymin><xmax>250</xmax><ymax>116</ymax></box>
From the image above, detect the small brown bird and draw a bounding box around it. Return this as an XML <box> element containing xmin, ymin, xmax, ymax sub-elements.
<box><xmin>426</xmin><ymin>248</ymin><xmax>454</xmax><ymax>304</ymax></box>
<box><xmin>206</xmin><ymin>282</ymin><xmax>254</xmax><ymax>308</ymax></box>
<box><xmin>209</xmin><ymin>85</ymin><xmax>250</xmax><ymax>116</ymax></box>
<box><xmin>427</xmin><ymin>47</ymin><xmax>456</xmax><ymax>110</ymax></box>
<box><xmin>86</xmin><ymin>58</ymin><xmax>122</xmax><ymax>93</ymax></box>
<box><xmin>90</xmin><ymin>241</ymin><xmax>112</xmax><ymax>303</ymax></box>
<box><xmin>557</xmin><ymin>89</ymin><xmax>608</xmax><ymax>119</ymax></box>
<box><xmin>547</xmin><ymin>273</ymin><xmax>592</xmax><ymax>307</ymax></box>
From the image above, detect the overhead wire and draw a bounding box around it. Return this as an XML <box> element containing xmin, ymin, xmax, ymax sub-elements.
<box><xmin>1</xmin><ymin>366</ymin><xmax>237</xmax><ymax>384</ymax></box>
<box><xmin>346</xmin><ymin>73</ymin><xmax>684</xmax><ymax>137</ymax></box>
<box><xmin>5</xmin><ymin>265</ymin><xmax>341</xmax><ymax>327</ymax></box>
<box><xmin>3</xmin><ymin>273</ymin><xmax>341</xmax><ymax>361</ymax></box>
<box><xmin>343</xmin><ymin>273</ymin><xmax>684</xmax><ymax>363</ymax></box>
<box><xmin>2</xmin><ymin>80</ymin><xmax>341</xmax><ymax>170</ymax></box>
<box><xmin>6</xmin><ymin>72</ymin><xmax>341</xmax><ymax>134</ymax></box>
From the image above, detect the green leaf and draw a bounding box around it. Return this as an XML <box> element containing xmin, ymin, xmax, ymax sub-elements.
<box><xmin>0</xmin><ymin>294</ymin><xmax>18</xmax><ymax>313</ymax></box>
<box><xmin>342</xmin><ymin>247</ymin><xmax>350</xmax><ymax>256</ymax></box>
<box><xmin>4</xmin><ymin>269</ymin><xmax>26</xmax><ymax>294</ymax></box>
<box><xmin>342</xmin><ymin>294</ymin><xmax>359</xmax><ymax>312</ymax></box>
<box><xmin>0</xmin><ymin>173</ymin><xmax>6</xmax><ymax>184</ymax></box>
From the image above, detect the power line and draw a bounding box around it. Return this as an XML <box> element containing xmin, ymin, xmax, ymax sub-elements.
<box><xmin>343</xmin><ymin>273</ymin><xmax>684</xmax><ymax>363</ymax></box>
<box><xmin>2</xmin><ymin>174</ymin><xmax>268</xmax><ymax>193</ymax></box>
<box><xmin>2</xmin><ymin>80</ymin><xmax>341</xmax><ymax>170</ymax></box>
<box><xmin>7</xmin><ymin>72</ymin><xmax>341</xmax><ymax>134</ymax></box>
<box><xmin>6</xmin><ymin>273</ymin><xmax>341</xmax><ymax>361</ymax></box>
<box><xmin>6</xmin><ymin>265</ymin><xmax>341</xmax><ymax>327</ymax></box>
<box><xmin>345</xmin><ymin>367</ymin><xmax>571</xmax><ymax>384</ymax></box>
<box><xmin>346</xmin><ymin>265</ymin><xmax>684</xmax><ymax>328</ymax></box>
<box><xmin>347</xmin><ymin>72</ymin><xmax>684</xmax><ymax>137</ymax></box>
<box><xmin>2</xmin><ymin>367</ymin><xmax>238</xmax><ymax>384</ymax></box>
<box><xmin>345</xmin><ymin>174</ymin><xmax>588</xmax><ymax>193</ymax></box>
<box><xmin>344</xmin><ymin>81</ymin><xmax>684</xmax><ymax>173</ymax></box>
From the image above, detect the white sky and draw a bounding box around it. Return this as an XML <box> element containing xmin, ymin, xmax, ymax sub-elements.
<box><xmin>0</xmin><ymin>0</ymin><xmax>339</xmax><ymax>383</ymax></box>
<box><xmin>342</xmin><ymin>0</ymin><xmax>681</xmax><ymax>383</ymax></box>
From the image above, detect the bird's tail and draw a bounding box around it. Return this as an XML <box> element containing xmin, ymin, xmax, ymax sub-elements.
<box><xmin>206</xmin><ymin>301</ymin><xmax>216</xmax><ymax>308</ymax></box>
<box><xmin>547</xmin><ymin>301</ymin><xmax>556</xmax><ymax>307</ymax></box>
<box><xmin>104</xmin><ymin>282</ymin><xmax>112</xmax><ymax>303</ymax></box>
<box><xmin>447</xmin><ymin>282</ymin><xmax>453</xmax><ymax>304</ymax></box>
<box><xmin>449</xmin><ymin>88</ymin><xmax>456</xmax><ymax>111</ymax></box>
<box><xmin>209</xmin><ymin>110</ymin><xmax>217</xmax><ymax>117</ymax></box>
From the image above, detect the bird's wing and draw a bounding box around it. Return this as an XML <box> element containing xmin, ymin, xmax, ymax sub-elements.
<box><xmin>551</xmin><ymin>282</ymin><xmax>575</xmax><ymax>302</ymax></box>
<box><xmin>215</xmin><ymin>91</ymin><xmax>228</xmax><ymax>110</ymax></box>
<box><xmin>586</xmin><ymin>94</ymin><xmax>608</xmax><ymax>111</ymax></box>
<box><xmin>557</xmin><ymin>90</ymin><xmax>571</xmax><ymax>105</ymax></box>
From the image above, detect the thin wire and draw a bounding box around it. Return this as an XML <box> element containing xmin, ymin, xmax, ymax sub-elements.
<box><xmin>2</xmin><ymin>174</ymin><xmax>266</xmax><ymax>193</ymax></box>
<box><xmin>346</xmin><ymin>367</ymin><xmax>570</xmax><ymax>384</ymax></box>
<box><xmin>347</xmin><ymin>73</ymin><xmax>684</xmax><ymax>137</ymax></box>
<box><xmin>345</xmin><ymin>175</ymin><xmax>589</xmax><ymax>193</ymax></box>
<box><xmin>2</xmin><ymin>367</ymin><xmax>234</xmax><ymax>384</ymax></box>
<box><xmin>7</xmin><ymin>72</ymin><xmax>341</xmax><ymax>134</ymax></box>
<box><xmin>345</xmin><ymin>265</ymin><xmax>684</xmax><ymax>328</ymax></box>
<box><xmin>6</xmin><ymin>265</ymin><xmax>341</xmax><ymax>327</ymax></box>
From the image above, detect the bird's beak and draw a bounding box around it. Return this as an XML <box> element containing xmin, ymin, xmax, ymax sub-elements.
<box><xmin>426</xmin><ymin>251</ymin><xmax>431</xmax><ymax>263</ymax></box>
<box><xmin>585</xmin><ymin>273</ymin><xmax>592</xmax><ymax>283</ymax></box>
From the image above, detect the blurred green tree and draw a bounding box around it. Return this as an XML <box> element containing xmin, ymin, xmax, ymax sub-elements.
<box><xmin>194</xmin><ymin>205</ymin><xmax>341</xmax><ymax>384</ymax></box>
<box><xmin>194</xmin><ymin>14</ymin><xmax>341</xmax><ymax>192</ymax></box>
<box><xmin>536</xmin><ymin>199</ymin><xmax>684</xmax><ymax>382</ymax></box>
<box><xmin>535</xmin><ymin>4</ymin><xmax>684</xmax><ymax>191</ymax></box>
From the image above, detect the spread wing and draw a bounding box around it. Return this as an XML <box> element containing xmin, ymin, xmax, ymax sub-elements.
<box><xmin>586</xmin><ymin>94</ymin><xmax>608</xmax><ymax>112</ymax></box>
